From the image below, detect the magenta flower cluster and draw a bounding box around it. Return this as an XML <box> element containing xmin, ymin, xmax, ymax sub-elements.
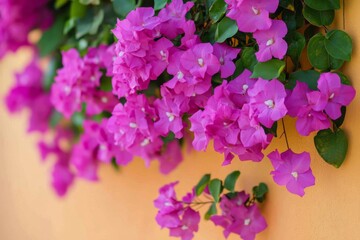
<box><xmin>154</xmin><ymin>182</ymin><xmax>266</xmax><ymax>240</ymax></box>
<box><xmin>0</xmin><ymin>0</ymin><xmax>52</xmax><ymax>58</ymax></box>
<box><xmin>2</xmin><ymin>0</ymin><xmax>357</xmax><ymax>239</ymax></box>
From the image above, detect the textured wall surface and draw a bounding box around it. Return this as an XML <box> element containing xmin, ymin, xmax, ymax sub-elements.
<box><xmin>1</xmin><ymin>1</ymin><xmax>359</xmax><ymax>240</ymax></box>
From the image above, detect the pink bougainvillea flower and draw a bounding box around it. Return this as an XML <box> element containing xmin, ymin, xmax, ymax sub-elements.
<box><xmin>169</xmin><ymin>208</ymin><xmax>200</xmax><ymax>240</ymax></box>
<box><xmin>317</xmin><ymin>73</ymin><xmax>356</xmax><ymax>120</ymax></box>
<box><xmin>211</xmin><ymin>192</ymin><xmax>266</xmax><ymax>239</ymax></box>
<box><xmin>158</xmin><ymin>0</ymin><xmax>194</xmax><ymax>39</ymax></box>
<box><xmin>226</xmin><ymin>70</ymin><xmax>257</xmax><ymax>107</ymax></box>
<box><xmin>180</xmin><ymin>43</ymin><xmax>220</xmax><ymax>78</ymax></box>
<box><xmin>226</xmin><ymin>0</ymin><xmax>279</xmax><ymax>33</ymax></box>
<box><xmin>253</xmin><ymin>20</ymin><xmax>288</xmax><ymax>62</ymax></box>
<box><xmin>248</xmin><ymin>79</ymin><xmax>288</xmax><ymax>128</ymax></box>
<box><xmin>268</xmin><ymin>149</ymin><xmax>315</xmax><ymax>197</ymax></box>
<box><xmin>213</xmin><ymin>43</ymin><xmax>241</xmax><ymax>78</ymax></box>
<box><xmin>158</xmin><ymin>141</ymin><xmax>183</xmax><ymax>175</ymax></box>
<box><xmin>286</xmin><ymin>81</ymin><xmax>331</xmax><ymax>136</ymax></box>
<box><xmin>51</xmin><ymin>162</ymin><xmax>75</xmax><ymax>197</ymax></box>
<box><xmin>154</xmin><ymin>182</ymin><xmax>183</xmax><ymax>228</ymax></box>
<box><xmin>125</xmin><ymin>7</ymin><xmax>161</xmax><ymax>31</ymax></box>
<box><xmin>230</xmin><ymin>205</ymin><xmax>267</xmax><ymax>240</ymax></box>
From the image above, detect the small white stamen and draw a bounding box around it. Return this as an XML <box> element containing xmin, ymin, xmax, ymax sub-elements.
<box><xmin>291</xmin><ymin>171</ymin><xmax>298</xmax><ymax>179</ymax></box>
<box><xmin>129</xmin><ymin>122</ymin><xmax>137</xmax><ymax>128</ymax></box>
<box><xmin>166</xmin><ymin>112</ymin><xmax>175</xmax><ymax>122</ymax></box>
<box><xmin>244</xmin><ymin>219</ymin><xmax>251</xmax><ymax>226</ymax></box>
<box><xmin>264</xmin><ymin>99</ymin><xmax>275</xmax><ymax>109</ymax></box>
<box><xmin>118</xmin><ymin>51</ymin><xmax>125</xmax><ymax>57</ymax></box>
<box><xmin>177</xmin><ymin>71</ymin><xmax>184</xmax><ymax>79</ymax></box>
<box><xmin>90</xmin><ymin>76</ymin><xmax>96</xmax><ymax>82</ymax></box>
<box><xmin>329</xmin><ymin>93</ymin><xmax>335</xmax><ymax>99</ymax></box>
<box><xmin>252</xmin><ymin>6</ymin><xmax>260</xmax><ymax>15</ymax></box>
<box><xmin>198</xmin><ymin>58</ymin><xmax>204</xmax><ymax>67</ymax></box>
<box><xmin>141</xmin><ymin>107</ymin><xmax>146</xmax><ymax>112</ymax></box>
<box><xmin>219</xmin><ymin>57</ymin><xmax>224</xmax><ymax>65</ymax></box>
<box><xmin>101</xmin><ymin>97</ymin><xmax>108</xmax><ymax>103</ymax></box>
<box><xmin>266</xmin><ymin>38</ymin><xmax>275</xmax><ymax>46</ymax></box>
<box><xmin>99</xmin><ymin>144</ymin><xmax>107</xmax><ymax>150</ymax></box>
<box><xmin>140</xmin><ymin>138</ymin><xmax>150</xmax><ymax>147</ymax></box>
<box><xmin>308</xmin><ymin>113</ymin><xmax>312</xmax><ymax>117</ymax></box>
<box><xmin>181</xmin><ymin>225</ymin><xmax>189</xmax><ymax>230</ymax></box>
<box><xmin>164</xmin><ymin>202</ymin><xmax>172</xmax><ymax>207</ymax></box>
<box><xmin>64</xmin><ymin>86</ymin><xmax>71</xmax><ymax>95</ymax></box>
<box><xmin>160</xmin><ymin>50</ymin><xmax>167</xmax><ymax>60</ymax></box>
<box><xmin>242</xmin><ymin>84</ymin><xmax>249</xmax><ymax>94</ymax></box>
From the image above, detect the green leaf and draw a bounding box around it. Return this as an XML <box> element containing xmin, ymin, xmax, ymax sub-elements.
<box><xmin>333</xmin><ymin>107</ymin><xmax>346</xmax><ymax>128</ymax></box>
<box><xmin>252</xmin><ymin>183</ymin><xmax>269</xmax><ymax>203</ymax></box>
<box><xmin>70</xmin><ymin>0</ymin><xmax>87</xmax><ymax>18</ymax></box>
<box><xmin>204</xmin><ymin>203</ymin><xmax>217</xmax><ymax>220</ymax></box>
<box><xmin>195</xmin><ymin>174</ymin><xmax>211</xmax><ymax>196</ymax></box>
<box><xmin>215</xmin><ymin>17</ymin><xmax>238</xmax><ymax>43</ymax></box>
<box><xmin>43</xmin><ymin>56</ymin><xmax>61</xmax><ymax>91</ymax></box>
<box><xmin>76</xmin><ymin>9</ymin><xmax>104</xmax><ymax>39</ymax></box>
<box><xmin>71</xmin><ymin>112</ymin><xmax>85</xmax><ymax>127</ymax></box>
<box><xmin>55</xmin><ymin>0</ymin><xmax>69</xmax><ymax>9</ymax></box>
<box><xmin>64</xmin><ymin>18</ymin><xmax>76</xmax><ymax>34</ymax></box>
<box><xmin>264</xmin><ymin>121</ymin><xmax>278</xmax><ymax>137</ymax></box>
<box><xmin>50</xmin><ymin>111</ymin><xmax>63</xmax><ymax>128</ymax></box>
<box><xmin>154</xmin><ymin>0</ymin><xmax>168</xmax><ymax>10</ymax></box>
<box><xmin>37</xmin><ymin>15</ymin><xmax>66</xmax><ymax>57</ymax></box>
<box><xmin>79</xmin><ymin>0</ymin><xmax>100</xmax><ymax>5</ymax></box>
<box><xmin>209</xmin><ymin>0</ymin><xmax>227</xmax><ymax>23</ymax></box>
<box><xmin>209</xmin><ymin>179</ymin><xmax>222</xmax><ymax>202</ymax></box>
<box><xmin>329</xmin><ymin>56</ymin><xmax>344</xmax><ymax>70</ymax></box>
<box><xmin>111</xmin><ymin>158</ymin><xmax>120</xmax><ymax>171</ymax></box>
<box><xmin>113</xmin><ymin>0</ymin><xmax>136</xmax><ymax>17</ymax></box>
<box><xmin>314</xmin><ymin>128</ymin><xmax>348</xmax><ymax>168</ymax></box>
<box><xmin>304</xmin><ymin>0</ymin><xmax>340</xmax><ymax>11</ymax></box>
<box><xmin>286</xmin><ymin>31</ymin><xmax>306</xmax><ymax>65</ymax></box>
<box><xmin>303</xmin><ymin>5</ymin><xmax>335</xmax><ymax>27</ymax></box>
<box><xmin>224</xmin><ymin>171</ymin><xmax>240</xmax><ymax>192</ymax></box>
<box><xmin>324</xmin><ymin>30</ymin><xmax>353</xmax><ymax>61</ymax></box>
<box><xmin>336</xmin><ymin>72</ymin><xmax>352</xmax><ymax>85</ymax></box>
<box><xmin>240</xmin><ymin>47</ymin><xmax>258</xmax><ymax>71</ymax></box>
<box><xmin>251</xmin><ymin>60</ymin><xmax>286</xmax><ymax>80</ymax></box>
<box><xmin>280</xmin><ymin>0</ymin><xmax>294</xmax><ymax>11</ymax></box>
<box><xmin>287</xmin><ymin>70</ymin><xmax>320</xmax><ymax>90</ymax></box>
<box><xmin>307</xmin><ymin>33</ymin><xmax>330</xmax><ymax>70</ymax></box>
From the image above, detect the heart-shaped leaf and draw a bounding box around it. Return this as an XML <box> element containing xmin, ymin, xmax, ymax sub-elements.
<box><xmin>314</xmin><ymin>128</ymin><xmax>348</xmax><ymax>168</ymax></box>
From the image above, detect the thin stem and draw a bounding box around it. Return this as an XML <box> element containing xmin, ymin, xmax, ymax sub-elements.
<box><xmin>281</xmin><ymin>118</ymin><xmax>290</xmax><ymax>150</ymax></box>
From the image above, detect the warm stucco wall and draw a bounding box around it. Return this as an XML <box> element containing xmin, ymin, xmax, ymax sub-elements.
<box><xmin>1</xmin><ymin>2</ymin><xmax>360</xmax><ymax>240</ymax></box>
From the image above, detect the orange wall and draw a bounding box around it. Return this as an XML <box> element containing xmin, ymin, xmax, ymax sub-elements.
<box><xmin>1</xmin><ymin>2</ymin><xmax>360</xmax><ymax>240</ymax></box>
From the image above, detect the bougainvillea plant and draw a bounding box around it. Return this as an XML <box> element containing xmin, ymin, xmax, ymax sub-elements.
<box><xmin>2</xmin><ymin>0</ymin><xmax>356</xmax><ymax>239</ymax></box>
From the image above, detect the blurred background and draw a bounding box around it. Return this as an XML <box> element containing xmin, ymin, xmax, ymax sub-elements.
<box><xmin>1</xmin><ymin>1</ymin><xmax>360</xmax><ymax>240</ymax></box>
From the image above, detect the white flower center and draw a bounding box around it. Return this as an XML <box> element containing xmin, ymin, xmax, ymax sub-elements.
<box><xmin>198</xmin><ymin>58</ymin><xmax>204</xmax><ymax>67</ymax></box>
<box><xmin>118</xmin><ymin>51</ymin><xmax>125</xmax><ymax>57</ymax></box>
<box><xmin>266</xmin><ymin>38</ymin><xmax>275</xmax><ymax>46</ymax></box>
<box><xmin>308</xmin><ymin>113</ymin><xmax>312</xmax><ymax>117</ymax></box>
<box><xmin>181</xmin><ymin>225</ymin><xmax>189</xmax><ymax>230</ymax></box>
<box><xmin>242</xmin><ymin>84</ymin><xmax>249</xmax><ymax>94</ymax></box>
<box><xmin>244</xmin><ymin>218</ymin><xmax>251</xmax><ymax>226</ymax></box>
<box><xmin>252</xmin><ymin>6</ymin><xmax>260</xmax><ymax>15</ymax></box>
<box><xmin>177</xmin><ymin>71</ymin><xmax>184</xmax><ymax>79</ymax></box>
<box><xmin>101</xmin><ymin>97</ymin><xmax>108</xmax><ymax>103</ymax></box>
<box><xmin>166</xmin><ymin>112</ymin><xmax>175</xmax><ymax>122</ymax></box>
<box><xmin>291</xmin><ymin>171</ymin><xmax>298</xmax><ymax>179</ymax></box>
<box><xmin>164</xmin><ymin>202</ymin><xmax>172</xmax><ymax>207</ymax></box>
<box><xmin>129</xmin><ymin>122</ymin><xmax>138</xmax><ymax>128</ymax></box>
<box><xmin>90</xmin><ymin>76</ymin><xmax>96</xmax><ymax>82</ymax></box>
<box><xmin>160</xmin><ymin>50</ymin><xmax>167</xmax><ymax>60</ymax></box>
<box><xmin>219</xmin><ymin>57</ymin><xmax>224</xmax><ymax>65</ymax></box>
<box><xmin>140</xmin><ymin>138</ymin><xmax>150</xmax><ymax>147</ymax></box>
<box><xmin>264</xmin><ymin>99</ymin><xmax>275</xmax><ymax>109</ymax></box>
<box><xmin>64</xmin><ymin>86</ymin><xmax>71</xmax><ymax>95</ymax></box>
<box><xmin>329</xmin><ymin>93</ymin><xmax>335</xmax><ymax>99</ymax></box>
<box><xmin>99</xmin><ymin>144</ymin><xmax>107</xmax><ymax>150</ymax></box>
